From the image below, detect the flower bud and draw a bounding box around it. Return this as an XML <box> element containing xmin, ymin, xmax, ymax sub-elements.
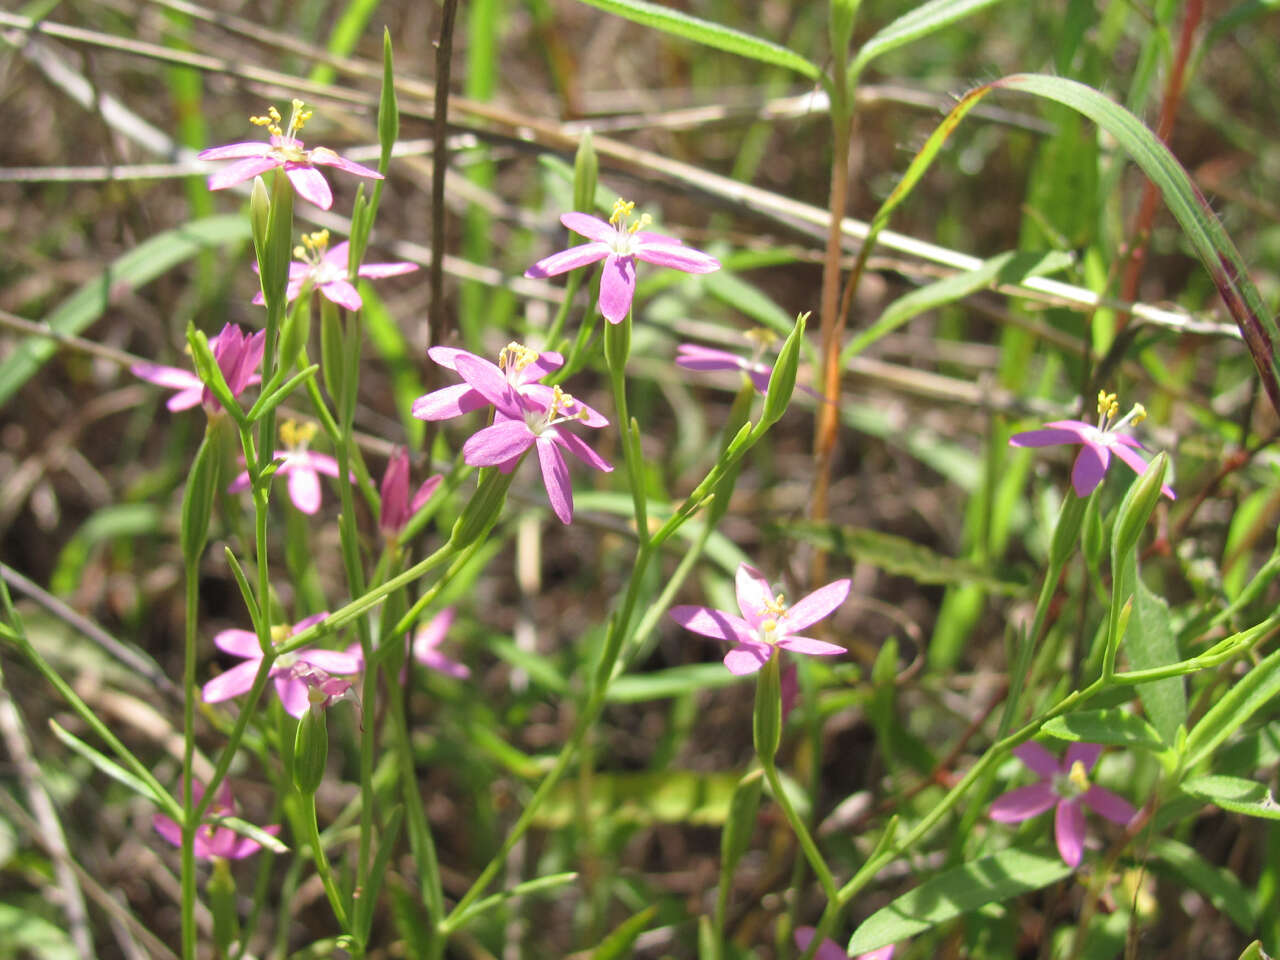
<box><xmin>1111</xmin><ymin>452</ymin><xmax>1168</xmax><ymax>570</ymax></box>
<box><xmin>1049</xmin><ymin>485</ymin><xmax>1089</xmax><ymax>572</ymax></box>
<box><xmin>573</xmin><ymin>128</ymin><xmax>598</xmax><ymax>216</ymax></box>
<box><xmin>753</xmin><ymin>655</ymin><xmax>782</xmax><ymax>763</ymax></box>
<box><xmin>292</xmin><ymin>693</ymin><xmax>329</xmax><ymax>796</ymax></box>
<box><xmin>181</xmin><ymin>427</ymin><xmax>221</xmax><ymax>567</ymax></box>
<box><xmin>761</xmin><ymin>312</ymin><xmax>807</xmax><ymax>429</ymax></box>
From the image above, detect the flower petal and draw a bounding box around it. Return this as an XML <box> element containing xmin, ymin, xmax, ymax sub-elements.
<box><xmin>522</xmin><ymin>384</ymin><xmax>609</xmax><ymax>427</ymax></box>
<box><xmin>287</xmin><ymin>464</ymin><xmax>322</xmax><ymax>514</ymax></box>
<box><xmin>1110</xmin><ymin>442</ymin><xmax>1176</xmax><ymax>499</ymax></box>
<box><xmin>779</xmin><ymin>579</ymin><xmax>850</xmax><ymax>633</ymax></box>
<box><xmin>320</xmin><ymin>278</ymin><xmax>363</xmax><ymax>311</ymax></box>
<box><xmin>1055</xmin><ymin>798</ymin><xmax>1086</xmax><ymax>867</ymax></box>
<box><xmin>208</xmin><ymin>156</ymin><xmax>282</xmax><ymax>191</ymax></box>
<box><xmin>132</xmin><ymin>363</ymin><xmax>201</xmax><ymax>391</ymax></box>
<box><xmin>298</xmin><ymin>648</ymin><xmax>362</xmax><ymax>674</ymax></box>
<box><xmin>412</xmin><ymin>383</ymin><xmax>486</xmax><ymax>421</ymax></box>
<box><xmin>307</xmin><ymin>147</ymin><xmax>383</xmax><ymax>180</ymax></box>
<box><xmin>794</xmin><ymin>927</ymin><xmax>854</xmax><ymax>960</ymax></box>
<box><xmin>426</xmin><ymin>346</ymin><xmax>471</xmax><ymax>371</ymax></box>
<box><xmin>414</xmin><ymin>608</ymin><xmax>455</xmax><ymax>653</ymax></box>
<box><xmin>153</xmin><ymin>812</ymin><xmax>183</xmax><ymax>849</ymax></box>
<box><xmin>418</xmin><ymin>650</ymin><xmax>471</xmax><ymax>679</ymax></box>
<box><xmin>669</xmin><ymin>605</ymin><xmax>753</xmax><ymax>643</ymax></box>
<box><xmin>536</xmin><ymin>436</ymin><xmax>574</xmax><ymax>524</ymax></box>
<box><xmin>633</xmin><ymin>239</ymin><xmax>720</xmax><ymax>273</ymax></box>
<box><xmin>520</xmin><ymin>350</ymin><xmax>564</xmax><ymax>383</ymax></box>
<box><xmin>777</xmin><ymin>634</ymin><xmax>845</xmax><ymax>657</ymax></box>
<box><xmin>1013</xmin><ymin>741</ymin><xmax>1061</xmax><ymax>778</ymax></box>
<box><xmin>167</xmin><ymin>388</ymin><xmax>205</xmax><ymax>412</ymax></box>
<box><xmin>559</xmin><ymin>212</ymin><xmax>616</xmax><ymax>242</ymax></box>
<box><xmin>597</xmin><ymin>255</ymin><xmax>636</xmax><ymax>323</ymax></box>
<box><xmin>274</xmin><ymin>674</ymin><xmax>309</xmax><ymax>719</ymax></box>
<box><xmin>227</xmin><ymin>469</ymin><xmax>251</xmax><ymax>494</ymax></box>
<box><xmin>358</xmin><ymin>260</ymin><xmax>419</xmax><ymax>279</ymax></box>
<box><xmin>524</xmin><ymin>241</ymin><xmax>611</xmax><ymax>279</ymax></box>
<box><xmin>292</xmin><ymin>612</ymin><xmax>330</xmax><ymax>634</ymax></box>
<box><xmin>735</xmin><ymin>563</ymin><xmax>774</xmax><ymax>627</ymax></box>
<box><xmin>285</xmin><ymin>166</ymin><xmax>333</xmax><ymax>210</ymax></box>
<box><xmin>674</xmin><ymin>344</ymin><xmax>745</xmax><ymax>373</ymax></box>
<box><xmin>1009</xmin><ymin>427</ymin><xmax>1084</xmax><ymax>448</ymax></box>
<box><xmin>198</xmin><ymin>142</ymin><xmax>272</xmax><ymax>161</ymax></box>
<box><xmin>465</xmin><ymin>420</ymin><xmax>536</xmax><ymax>466</ymax></box>
<box><xmin>1082</xmin><ymin>785</ymin><xmax>1136</xmax><ymax>825</ymax></box>
<box><xmin>989</xmin><ymin>782</ymin><xmax>1058</xmax><ymax>823</ymax></box>
<box><xmin>202</xmin><ymin>659</ymin><xmax>261</xmax><ymax>704</ymax></box>
<box><xmin>724</xmin><ymin>641</ymin><xmax>772</xmax><ymax>675</ymax></box>
<box><xmin>214</xmin><ymin>629</ymin><xmax>262</xmax><ymax>658</ymax></box>
<box><xmin>1071</xmin><ymin>443</ymin><xmax>1109</xmax><ymax>497</ymax></box>
<box><xmin>1064</xmin><ymin>742</ymin><xmax>1102</xmax><ymax>772</ymax></box>
<box><xmin>455</xmin><ymin>353</ymin><xmax>521</xmax><ymax>414</ymax></box>
<box><xmin>549</xmin><ymin>428</ymin><xmax>613</xmax><ymax>473</ymax></box>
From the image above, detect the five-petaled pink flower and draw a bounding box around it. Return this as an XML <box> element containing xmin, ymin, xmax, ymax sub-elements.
<box><xmin>415</xmin><ymin>342</ymin><xmax>612</xmax><ymax>524</ymax></box>
<box><xmin>202</xmin><ymin>613</ymin><xmax>361</xmax><ymax>719</ymax></box>
<box><xmin>795</xmin><ymin>927</ymin><xmax>895</xmax><ymax>960</ymax></box>
<box><xmin>252</xmin><ymin>230</ymin><xmax>417</xmax><ymax>311</ymax></box>
<box><xmin>524</xmin><ymin>198</ymin><xmax>719</xmax><ymax>323</ymax></box>
<box><xmin>669</xmin><ymin>563</ymin><xmax>849</xmax><ymax>675</ymax></box>
<box><xmin>380</xmin><ymin>447</ymin><xmax>442</xmax><ymax>537</ymax></box>
<box><xmin>198</xmin><ymin>99</ymin><xmax>382</xmax><ymax>210</ymax></box>
<box><xmin>154</xmin><ymin>780</ymin><xmax>280</xmax><ymax>861</ymax></box>
<box><xmin>1010</xmin><ymin>390</ymin><xmax>1174</xmax><ymax>500</ymax></box>
<box><xmin>989</xmin><ymin>741</ymin><xmax>1136</xmax><ymax>868</ymax></box>
<box><xmin>227</xmin><ymin>420</ymin><xmax>352</xmax><ymax>515</ymax></box>
<box><xmin>132</xmin><ymin>322</ymin><xmax>265</xmax><ymax>414</ymax></box>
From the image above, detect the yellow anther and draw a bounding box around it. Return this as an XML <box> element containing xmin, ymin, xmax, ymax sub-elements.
<box><xmin>1130</xmin><ymin>403</ymin><xmax>1147</xmax><ymax>425</ymax></box>
<box><xmin>627</xmin><ymin>212</ymin><xmax>652</xmax><ymax>235</ymax></box>
<box><xmin>761</xmin><ymin>618</ymin><xmax>778</xmax><ymax>635</ymax></box>
<box><xmin>280</xmin><ymin>419</ymin><xmax>317</xmax><ymax>449</ymax></box>
<box><xmin>301</xmin><ymin>230</ymin><xmax>330</xmax><ymax>254</ymax></box>
<box><xmin>550</xmin><ymin>385</ymin><xmax>576</xmax><ymax>415</ymax></box>
<box><xmin>292</xmin><ymin>244</ymin><xmax>307</xmax><ymax>259</ymax></box>
<box><xmin>1068</xmin><ymin>760</ymin><xmax>1090</xmax><ymax>791</ymax></box>
<box><xmin>763</xmin><ymin>593</ymin><xmax>787</xmax><ymax>616</ymax></box>
<box><xmin>1096</xmin><ymin>390</ymin><xmax>1118</xmax><ymax>418</ymax></box>
<box><xmin>744</xmin><ymin>327</ymin><xmax>778</xmax><ymax>348</ymax></box>
<box><xmin>287</xmin><ymin>98</ymin><xmax>311</xmax><ymax>135</ymax></box>
<box><xmin>250</xmin><ymin>105</ymin><xmax>285</xmax><ymax>137</ymax></box>
<box><xmin>609</xmin><ymin>198</ymin><xmax>636</xmax><ymax>225</ymax></box>
<box><xmin>498</xmin><ymin>341</ymin><xmax>538</xmax><ymax>372</ymax></box>
<box><xmin>270</xmin><ymin>625</ymin><xmax>291</xmax><ymax>644</ymax></box>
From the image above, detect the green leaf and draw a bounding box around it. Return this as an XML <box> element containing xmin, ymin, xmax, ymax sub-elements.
<box><xmin>590</xmin><ymin>905</ymin><xmax>658</xmax><ymax>960</ymax></box>
<box><xmin>1237</xmin><ymin>942</ymin><xmax>1273</xmax><ymax>960</ymax></box>
<box><xmin>48</xmin><ymin>719</ymin><xmax>170</xmax><ymax>809</ymax></box>
<box><xmin>534</xmin><ymin>771</ymin><xmax>742</xmax><ymax>828</ymax></box>
<box><xmin>0</xmin><ymin>904</ymin><xmax>78</xmax><ymax>960</ymax></box>
<box><xmin>1041</xmin><ymin>709</ymin><xmax>1165</xmax><ymax>752</ymax></box>
<box><xmin>1182</xmin><ymin>775</ymin><xmax>1280</xmax><ymax>821</ymax></box>
<box><xmin>1185</xmin><ymin>645</ymin><xmax>1280</xmax><ymax>769</ymax></box>
<box><xmin>840</xmin><ymin>250</ymin><xmax>1072</xmax><ymax>365</ymax></box>
<box><xmin>850</xmin><ymin>0</ymin><xmax>1011</xmax><ymax>81</ymax></box>
<box><xmin>445</xmin><ymin>872</ymin><xmax>579</xmax><ymax>931</ymax></box>
<box><xmin>0</xmin><ymin>215</ymin><xmax>250</xmax><ymax>409</ymax></box>
<box><xmin>569</xmin><ymin>0</ymin><xmax>820</xmax><ymax>79</ymax></box>
<box><xmin>782</xmin><ymin>522</ymin><xmax>1025</xmax><ymax>593</ymax></box>
<box><xmin>1149</xmin><ymin>836</ymin><xmax>1258</xmax><ymax>933</ymax></box>
<box><xmin>1121</xmin><ymin>552</ymin><xmax>1186</xmax><ymax>744</ymax></box>
<box><xmin>847</xmin><ymin>848</ymin><xmax>1073</xmax><ymax>954</ymax></box>
<box><xmin>216</xmin><ymin>815</ymin><xmax>290</xmax><ymax>854</ymax></box>
<box><xmin>607</xmin><ymin>663</ymin><xmax>743</xmax><ymax>702</ymax></box>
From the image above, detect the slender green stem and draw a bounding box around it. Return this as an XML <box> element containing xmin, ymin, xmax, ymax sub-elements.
<box><xmin>301</xmin><ymin>790</ymin><xmax>351</xmax><ymax>932</ymax></box>
<box><xmin>195</xmin><ymin>654</ymin><xmax>278</xmax><ymax>823</ymax></box>
<box><xmin>180</xmin><ymin>565</ymin><xmax>199</xmax><ymax>960</ymax></box>
<box><xmin>761</xmin><ymin>759</ymin><xmax>837</xmax><ymax>902</ymax></box>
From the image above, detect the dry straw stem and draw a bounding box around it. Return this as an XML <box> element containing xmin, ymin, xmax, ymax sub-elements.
<box><xmin>0</xmin><ymin>9</ymin><xmax>1237</xmax><ymax>341</ymax></box>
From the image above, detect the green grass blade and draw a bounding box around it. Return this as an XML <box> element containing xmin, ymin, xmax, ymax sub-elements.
<box><xmin>569</xmin><ymin>0</ymin><xmax>821</xmax><ymax>79</ymax></box>
<box><xmin>850</xmin><ymin>0</ymin><xmax>1011</xmax><ymax>82</ymax></box>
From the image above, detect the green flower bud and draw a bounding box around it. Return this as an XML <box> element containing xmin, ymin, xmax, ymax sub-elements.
<box><xmin>761</xmin><ymin>312</ymin><xmax>807</xmax><ymax>429</ymax></box>
<box><xmin>208</xmin><ymin>855</ymin><xmax>240</xmax><ymax>957</ymax></box>
<box><xmin>293</xmin><ymin>698</ymin><xmax>329</xmax><ymax>797</ymax></box>
<box><xmin>573</xmin><ymin>128</ymin><xmax>598</xmax><ymax>215</ymax></box>
<box><xmin>753</xmin><ymin>655</ymin><xmax>782</xmax><ymax>763</ymax></box>
<box><xmin>1111</xmin><ymin>452</ymin><xmax>1168</xmax><ymax>571</ymax></box>
<box><xmin>180</xmin><ymin>426</ymin><xmax>222</xmax><ymax>567</ymax></box>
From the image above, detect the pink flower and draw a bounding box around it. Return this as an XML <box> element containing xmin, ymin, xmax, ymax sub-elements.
<box><xmin>411</xmin><ymin>607</ymin><xmax>469</xmax><ymax>679</ymax></box>
<box><xmin>669</xmin><ymin>563</ymin><xmax>849</xmax><ymax>675</ymax></box>
<box><xmin>411</xmin><ymin>343</ymin><xmax>566</xmax><ymax>423</ymax></box>
<box><xmin>524</xmin><ymin>199</ymin><xmax>719</xmax><ymax>323</ymax></box>
<box><xmin>415</xmin><ymin>343</ymin><xmax>612</xmax><ymax>524</ymax></box>
<box><xmin>132</xmin><ymin>322</ymin><xmax>265</xmax><ymax>414</ymax></box>
<box><xmin>198</xmin><ymin>99</ymin><xmax>382</xmax><ymax>210</ymax></box>
<box><xmin>675</xmin><ymin>339</ymin><xmax>824</xmax><ymax>400</ymax></box>
<box><xmin>252</xmin><ymin>231</ymin><xmax>417</xmax><ymax>311</ymax></box>
<box><xmin>989</xmin><ymin>741</ymin><xmax>1136</xmax><ymax>868</ymax></box>
<box><xmin>380</xmin><ymin>447</ymin><xmax>442</xmax><ymax>537</ymax></box>
<box><xmin>1010</xmin><ymin>391</ymin><xmax>1174</xmax><ymax>499</ymax></box>
<box><xmin>795</xmin><ymin>927</ymin><xmax>895</xmax><ymax>960</ymax></box>
<box><xmin>227</xmin><ymin>420</ymin><xmax>352</xmax><ymax>515</ymax></box>
<box><xmin>202</xmin><ymin>613</ymin><xmax>361</xmax><ymax>719</ymax></box>
<box><xmin>153</xmin><ymin>780</ymin><xmax>279</xmax><ymax>860</ymax></box>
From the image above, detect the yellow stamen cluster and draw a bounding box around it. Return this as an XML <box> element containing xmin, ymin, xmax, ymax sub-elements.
<box><xmin>744</xmin><ymin>327</ymin><xmax>778</xmax><ymax>349</ymax></box>
<box><xmin>498</xmin><ymin>341</ymin><xmax>539</xmax><ymax>373</ymax></box>
<box><xmin>294</xmin><ymin>229</ymin><xmax>331</xmax><ymax>261</ymax></box>
<box><xmin>1130</xmin><ymin>403</ymin><xmax>1147</xmax><ymax>426</ymax></box>
<box><xmin>1096</xmin><ymin>390</ymin><xmax>1120</xmax><ymax>420</ymax></box>
<box><xmin>550</xmin><ymin>385</ymin><xmax>590</xmax><ymax>422</ymax></box>
<box><xmin>763</xmin><ymin>592</ymin><xmax>787</xmax><ymax>616</ymax></box>
<box><xmin>608</xmin><ymin>197</ymin><xmax>652</xmax><ymax>234</ymax></box>
<box><xmin>249</xmin><ymin>99</ymin><xmax>311</xmax><ymax>140</ymax></box>
<box><xmin>270</xmin><ymin>625</ymin><xmax>291</xmax><ymax>645</ymax></box>
<box><xmin>1067</xmin><ymin>760</ymin><xmax>1090</xmax><ymax>792</ymax></box>
<box><xmin>280</xmin><ymin>419</ymin><xmax>318</xmax><ymax>450</ymax></box>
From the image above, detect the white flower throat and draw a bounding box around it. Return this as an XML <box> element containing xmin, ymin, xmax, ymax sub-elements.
<box><xmin>607</xmin><ymin>198</ymin><xmax>652</xmax><ymax>257</ymax></box>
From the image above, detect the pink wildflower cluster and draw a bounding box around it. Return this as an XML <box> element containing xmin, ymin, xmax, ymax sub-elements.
<box><xmin>413</xmin><ymin>343</ymin><xmax>612</xmax><ymax>524</ymax></box>
<box><xmin>132</xmin><ymin>322</ymin><xmax>265</xmax><ymax>415</ymax></box>
<box><xmin>253</xmin><ymin>230</ymin><xmax>417</xmax><ymax>312</ymax></box>
<box><xmin>153</xmin><ymin>781</ymin><xmax>279</xmax><ymax>861</ymax></box>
